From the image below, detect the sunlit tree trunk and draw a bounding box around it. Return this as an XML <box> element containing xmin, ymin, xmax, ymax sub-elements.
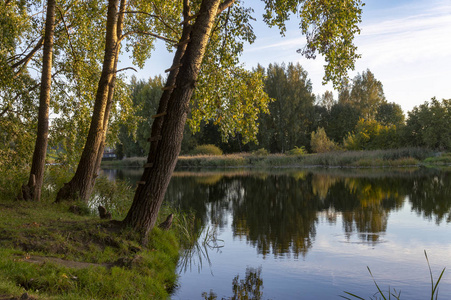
<box><xmin>123</xmin><ymin>0</ymin><xmax>226</xmax><ymax>243</ymax></box>
<box><xmin>20</xmin><ymin>0</ymin><xmax>56</xmax><ymax>201</ymax></box>
<box><xmin>56</xmin><ymin>0</ymin><xmax>119</xmax><ymax>202</ymax></box>
<box><xmin>91</xmin><ymin>0</ymin><xmax>127</xmax><ymax>196</ymax></box>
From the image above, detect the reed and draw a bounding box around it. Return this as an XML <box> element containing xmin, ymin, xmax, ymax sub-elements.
<box><xmin>341</xmin><ymin>251</ymin><xmax>446</xmax><ymax>300</ymax></box>
<box><xmin>101</xmin><ymin>148</ymin><xmax>446</xmax><ymax>169</ymax></box>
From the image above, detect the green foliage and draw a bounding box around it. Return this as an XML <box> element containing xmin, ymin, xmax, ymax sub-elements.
<box><xmin>423</xmin><ymin>152</ymin><xmax>451</xmax><ymax>165</ymax></box>
<box><xmin>339</xmin><ymin>69</ymin><xmax>386</xmax><ymax>120</ymax></box>
<box><xmin>344</xmin><ymin>119</ymin><xmax>399</xmax><ymax>150</ymax></box>
<box><xmin>326</xmin><ymin>102</ymin><xmax>361</xmax><ymax>143</ymax></box>
<box><xmin>253</xmin><ymin>148</ymin><xmax>269</xmax><ymax>156</ymax></box>
<box><xmin>287</xmin><ymin>146</ymin><xmax>307</xmax><ymax>156</ymax></box>
<box><xmin>190</xmin><ymin>144</ymin><xmax>223</xmax><ymax>156</ymax></box>
<box><xmin>403</xmin><ymin>98</ymin><xmax>450</xmax><ymax>150</ymax></box>
<box><xmin>376</xmin><ymin>102</ymin><xmax>405</xmax><ymax>127</ymax></box>
<box><xmin>262</xmin><ymin>0</ymin><xmax>364</xmax><ymax>87</ymax></box>
<box><xmin>116</xmin><ymin>76</ymin><xmax>163</xmax><ymax>158</ymax></box>
<box><xmin>310</xmin><ymin>127</ymin><xmax>337</xmax><ymax>153</ymax></box>
<box><xmin>190</xmin><ymin>65</ymin><xmax>270</xmax><ymax>145</ymax></box>
<box><xmin>90</xmin><ymin>176</ymin><xmax>135</xmax><ymax>219</ymax></box>
<box><xmin>257</xmin><ymin>63</ymin><xmax>315</xmax><ymax>153</ymax></box>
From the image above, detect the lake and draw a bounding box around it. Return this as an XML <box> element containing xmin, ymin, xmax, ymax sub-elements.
<box><xmin>101</xmin><ymin>167</ymin><xmax>451</xmax><ymax>299</ymax></box>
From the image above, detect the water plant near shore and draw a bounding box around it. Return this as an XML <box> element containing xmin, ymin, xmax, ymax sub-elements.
<box><xmin>341</xmin><ymin>251</ymin><xmax>446</xmax><ymax>300</ymax></box>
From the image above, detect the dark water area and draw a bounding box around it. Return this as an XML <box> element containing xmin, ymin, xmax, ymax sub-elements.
<box><xmin>101</xmin><ymin>167</ymin><xmax>451</xmax><ymax>299</ymax></box>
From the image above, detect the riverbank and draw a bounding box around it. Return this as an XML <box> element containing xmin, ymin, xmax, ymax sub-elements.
<box><xmin>0</xmin><ymin>188</ymin><xmax>181</xmax><ymax>299</ymax></box>
<box><xmin>102</xmin><ymin>148</ymin><xmax>451</xmax><ymax>169</ymax></box>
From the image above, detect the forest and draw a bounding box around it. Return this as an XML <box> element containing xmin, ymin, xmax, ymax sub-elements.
<box><xmin>0</xmin><ymin>0</ymin><xmax>450</xmax><ymax>298</ymax></box>
<box><xmin>117</xmin><ymin>66</ymin><xmax>450</xmax><ymax>157</ymax></box>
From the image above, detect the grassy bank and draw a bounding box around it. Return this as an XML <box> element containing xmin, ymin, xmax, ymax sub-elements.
<box><xmin>0</xmin><ymin>171</ymin><xmax>182</xmax><ymax>299</ymax></box>
<box><xmin>102</xmin><ymin>148</ymin><xmax>450</xmax><ymax>169</ymax></box>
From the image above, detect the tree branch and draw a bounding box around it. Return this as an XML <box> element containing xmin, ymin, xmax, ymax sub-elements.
<box><xmin>183</xmin><ymin>0</ymin><xmax>190</xmax><ymax>18</ymax></box>
<box><xmin>115</xmin><ymin>67</ymin><xmax>137</xmax><ymax>73</ymax></box>
<box><xmin>122</xmin><ymin>10</ymin><xmax>178</xmax><ymax>35</ymax></box>
<box><xmin>56</xmin><ymin>5</ymin><xmax>78</xmax><ymax>63</ymax></box>
<box><xmin>217</xmin><ymin>0</ymin><xmax>235</xmax><ymax>15</ymax></box>
<box><xmin>11</xmin><ymin>37</ymin><xmax>44</xmax><ymax>71</ymax></box>
<box><xmin>119</xmin><ymin>31</ymin><xmax>177</xmax><ymax>44</ymax></box>
<box><xmin>0</xmin><ymin>104</ymin><xmax>10</xmax><ymax>117</ymax></box>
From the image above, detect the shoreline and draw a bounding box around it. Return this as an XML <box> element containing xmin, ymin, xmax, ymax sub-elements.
<box><xmin>101</xmin><ymin>149</ymin><xmax>451</xmax><ymax>169</ymax></box>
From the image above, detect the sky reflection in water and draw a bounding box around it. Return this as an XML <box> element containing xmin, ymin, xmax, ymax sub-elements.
<box><xmin>103</xmin><ymin>168</ymin><xmax>451</xmax><ymax>299</ymax></box>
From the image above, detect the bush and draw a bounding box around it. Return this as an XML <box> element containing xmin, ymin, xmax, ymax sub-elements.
<box><xmin>310</xmin><ymin>127</ymin><xmax>337</xmax><ymax>153</ymax></box>
<box><xmin>343</xmin><ymin>119</ymin><xmax>400</xmax><ymax>150</ymax></box>
<box><xmin>190</xmin><ymin>144</ymin><xmax>223</xmax><ymax>156</ymax></box>
<box><xmin>287</xmin><ymin>146</ymin><xmax>307</xmax><ymax>156</ymax></box>
<box><xmin>252</xmin><ymin>148</ymin><xmax>269</xmax><ymax>156</ymax></box>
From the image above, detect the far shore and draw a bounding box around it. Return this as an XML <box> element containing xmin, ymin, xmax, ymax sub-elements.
<box><xmin>101</xmin><ymin>148</ymin><xmax>451</xmax><ymax>169</ymax></box>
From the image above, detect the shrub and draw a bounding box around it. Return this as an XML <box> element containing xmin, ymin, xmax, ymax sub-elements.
<box><xmin>311</xmin><ymin>127</ymin><xmax>337</xmax><ymax>153</ymax></box>
<box><xmin>190</xmin><ymin>144</ymin><xmax>223</xmax><ymax>156</ymax></box>
<box><xmin>252</xmin><ymin>148</ymin><xmax>269</xmax><ymax>156</ymax></box>
<box><xmin>287</xmin><ymin>146</ymin><xmax>307</xmax><ymax>155</ymax></box>
<box><xmin>343</xmin><ymin>119</ymin><xmax>400</xmax><ymax>150</ymax></box>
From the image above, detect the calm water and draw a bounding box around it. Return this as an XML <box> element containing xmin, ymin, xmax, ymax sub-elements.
<box><xmin>102</xmin><ymin>167</ymin><xmax>451</xmax><ymax>299</ymax></box>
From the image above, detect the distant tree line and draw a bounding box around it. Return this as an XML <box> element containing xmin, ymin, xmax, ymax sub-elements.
<box><xmin>116</xmin><ymin>64</ymin><xmax>450</xmax><ymax>156</ymax></box>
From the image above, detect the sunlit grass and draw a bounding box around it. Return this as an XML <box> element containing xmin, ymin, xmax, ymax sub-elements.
<box><xmin>0</xmin><ymin>170</ymin><xmax>182</xmax><ymax>299</ymax></box>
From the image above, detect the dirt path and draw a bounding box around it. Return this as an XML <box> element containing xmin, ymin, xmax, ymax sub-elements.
<box><xmin>18</xmin><ymin>255</ymin><xmax>113</xmax><ymax>269</ymax></box>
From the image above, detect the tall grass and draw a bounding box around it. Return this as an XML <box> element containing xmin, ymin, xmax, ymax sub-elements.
<box><xmin>341</xmin><ymin>251</ymin><xmax>446</xmax><ymax>300</ymax></box>
<box><xmin>103</xmin><ymin>148</ymin><xmax>439</xmax><ymax>169</ymax></box>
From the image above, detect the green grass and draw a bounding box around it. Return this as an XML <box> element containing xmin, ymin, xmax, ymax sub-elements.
<box><xmin>0</xmin><ymin>167</ymin><xmax>182</xmax><ymax>299</ymax></box>
<box><xmin>423</xmin><ymin>152</ymin><xmax>451</xmax><ymax>165</ymax></box>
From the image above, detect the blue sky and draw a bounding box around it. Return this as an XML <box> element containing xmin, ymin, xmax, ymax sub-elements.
<box><xmin>121</xmin><ymin>0</ymin><xmax>451</xmax><ymax>113</ymax></box>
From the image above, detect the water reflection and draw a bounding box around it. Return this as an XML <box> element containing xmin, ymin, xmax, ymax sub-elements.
<box><xmin>162</xmin><ymin>169</ymin><xmax>451</xmax><ymax>257</ymax></box>
<box><xmin>202</xmin><ymin>266</ymin><xmax>265</xmax><ymax>300</ymax></box>
<box><xmin>101</xmin><ymin>167</ymin><xmax>451</xmax><ymax>298</ymax></box>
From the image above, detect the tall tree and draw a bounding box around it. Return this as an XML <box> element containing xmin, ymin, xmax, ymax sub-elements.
<box><xmin>91</xmin><ymin>0</ymin><xmax>128</xmax><ymax>193</ymax></box>
<box><xmin>376</xmin><ymin>102</ymin><xmax>405</xmax><ymax>127</ymax></box>
<box><xmin>325</xmin><ymin>102</ymin><xmax>361</xmax><ymax>143</ymax></box>
<box><xmin>20</xmin><ymin>0</ymin><xmax>57</xmax><ymax>201</ymax></box>
<box><xmin>258</xmin><ymin>63</ymin><xmax>315</xmax><ymax>153</ymax></box>
<box><xmin>317</xmin><ymin>90</ymin><xmax>335</xmax><ymax>111</ymax></box>
<box><xmin>122</xmin><ymin>0</ymin><xmax>364</xmax><ymax>243</ymax></box>
<box><xmin>56</xmin><ymin>0</ymin><xmax>121</xmax><ymax>202</ymax></box>
<box><xmin>339</xmin><ymin>69</ymin><xmax>386</xmax><ymax>120</ymax></box>
<box><xmin>404</xmin><ymin>98</ymin><xmax>450</xmax><ymax>150</ymax></box>
<box><xmin>56</xmin><ymin>0</ymin><xmax>181</xmax><ymax>202</ymax></box>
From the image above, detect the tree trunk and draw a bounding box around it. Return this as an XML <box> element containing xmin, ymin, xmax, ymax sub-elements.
<box><xmin>91</xmin><ymin>0</ymin><xmax>127</xmax><ymax>194</ymax></box>
<box><xmin>20</xmin><ymin>0</ymin><xmax>56</xmax><ymax>201</ymax></box>
<box><xmin>56</xmin><ymin>0</ymin><xmax>119</xmax><ymax>202</ymax></box>
<box><xmin>122</xmin><ymin>0</ymin><xmax>222</xmax><ymax>243</ymax></box>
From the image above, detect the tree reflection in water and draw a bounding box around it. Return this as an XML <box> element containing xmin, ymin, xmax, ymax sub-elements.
<box><xmin>202</xmin><ymin>266</ymin><xmax>265</xmax><ymax>300</ymax></box>
<box><xmin>165</xmin><ymin>169</ymin><xmax>450</xmax><ymax>259</ymax></box>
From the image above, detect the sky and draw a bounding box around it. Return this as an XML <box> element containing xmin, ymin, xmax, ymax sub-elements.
<box><xmin>121</xmin><ymin>0</ymin><xmax>451</xmax><ymax>114</ymax></box>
